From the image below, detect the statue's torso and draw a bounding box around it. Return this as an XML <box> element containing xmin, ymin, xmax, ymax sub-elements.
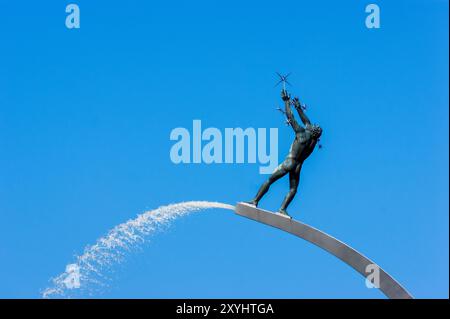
<box><xmin>287</xmin><ymin>130</ymin><xmax>317</xmax><ymax>163</ymax></box>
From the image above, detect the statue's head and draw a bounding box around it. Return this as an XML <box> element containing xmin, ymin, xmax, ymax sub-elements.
<box><xmin>309</xmin><ymin>124</ymin><xmax>322</xmax><ymax>139</ymax></box>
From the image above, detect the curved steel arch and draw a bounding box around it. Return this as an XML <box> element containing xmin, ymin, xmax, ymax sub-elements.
<box><xmin>235</xmin><ymin>202</ymin><xmax>413</xmax><ymax>299</ymax></box>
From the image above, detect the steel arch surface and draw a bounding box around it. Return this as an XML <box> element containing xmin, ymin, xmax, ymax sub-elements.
<box><xmin>235</xmin><ymin>202</ymin><xmax>413</xmax><ymax>299</ymax></box>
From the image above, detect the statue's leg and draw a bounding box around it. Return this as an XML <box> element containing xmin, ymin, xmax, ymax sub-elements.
<box><xmin>248</xmin><ymin>164</ymin><xmax>288</xmax><ymax>206</ymax></box>
<box><xmin>279</xmin><ymin>163</ymin><xmax>302</xmax><ymax>215</ymax></box>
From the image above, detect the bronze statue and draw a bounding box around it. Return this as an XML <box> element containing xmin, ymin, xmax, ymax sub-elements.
<box><xmin>247</xmin><ymin>89</ymin><xmax>322</xmax><ymax>217</ymax></box>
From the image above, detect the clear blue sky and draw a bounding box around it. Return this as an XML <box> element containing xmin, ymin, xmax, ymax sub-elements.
<box><xmin>0</xmin><ymin>0</ymin><xmax>448</xmax><ymax>298</ymax></box>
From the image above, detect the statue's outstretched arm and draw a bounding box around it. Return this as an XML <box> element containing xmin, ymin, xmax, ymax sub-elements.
<box><xmin>292</xmin><ymin>97</ymin><xmax>311</xmax><ymax>126</ymax></box>
<box><xmin>282</xmin><ymin>90</ymin><xmax>303</xmax><ymax>133</ymax></box>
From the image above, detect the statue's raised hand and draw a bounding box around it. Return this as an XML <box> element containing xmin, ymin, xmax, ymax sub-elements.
<box><xmin>281</xmin><ymin>90</ymin><xmax>290</xmax><ymax>101</ymax></box>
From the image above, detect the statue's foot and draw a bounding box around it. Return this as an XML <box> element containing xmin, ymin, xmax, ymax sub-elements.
<box><xmin>245</xmin><ymin>200</ymin><xmax>258</xmax><ymax>207</ymax></box>
<box><xmin>278</xmin><ymin>209</ymin><xmax>291</xmax><ymax>218</ymax></box>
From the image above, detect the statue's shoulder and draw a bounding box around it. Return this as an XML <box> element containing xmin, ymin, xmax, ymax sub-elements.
<box><xmin>296</xmin><ymin>131</ymin><xmax>310</xmax><ymax>143</ymax></box>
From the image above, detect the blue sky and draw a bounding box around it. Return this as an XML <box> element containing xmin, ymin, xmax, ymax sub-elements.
<box><xmin>0</xmin><ymin>0</ymin><xmax>448</xmax><ymax>298</ymax></box>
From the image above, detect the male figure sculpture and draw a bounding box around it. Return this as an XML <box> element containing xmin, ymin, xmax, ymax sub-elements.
<box><xmin>247</xmin><ymin>89</ymin><xmax>322</xmax><ymax>217</ymax></box>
